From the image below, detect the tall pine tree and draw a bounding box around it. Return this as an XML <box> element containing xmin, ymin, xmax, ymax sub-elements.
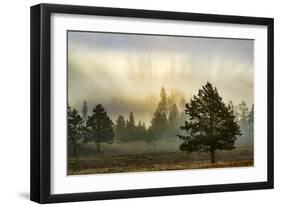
<box><xmin>178</xmin><ymin>82</ymin><xmax>241</xmax><ymax>163</ymax></box>
<box><xmin>82</xmin><ymin>100</ymin><xmax>88</xmax><ymax>121</ymax></box>
<box><xmin>168</xmin><ymin>103</ymin><xmax>179</xmax><ymax>127</ymax></box>
<box><xmin>246</xmin><ymin>104</ymin><xmax>254</xmax><ymax>144</ymax></box>
<box><xmin>115</xmin><ymin>115</ymin><xmax>126</xmax><ymax>142</ymax></box>
<box><xmin>86</xmin><ymin>104</ymin><xmax>114</xmax><ymax>152</ymax></box>
<box><xmin>151</xmin><ymin>87</ymin><xmax>168</xmax><ymax>138</ymax></box>
<box><xmin>68</xmin><ymin>106</ymin><xmax>85</xmax><ymax>157</ymax></box>
<box><xmin>237</xmin><ymin>100</ymin><xmax>250</xmax><ymax>144</ymax></box>
<box><xmin>167</xmin><ymin>103</ymin><xmax>180</xmax><ymax>138</ymax></box>
<box><xmin>125</xmin><ymin>112</ymin><xmax>136</xmax><ymax>140</ymax></box>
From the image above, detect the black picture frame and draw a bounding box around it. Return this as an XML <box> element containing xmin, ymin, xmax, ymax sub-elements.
<box><xmin>30</xmin><ymin>3</ymin><xmax>274</xmax><ymax>204</ymax></box>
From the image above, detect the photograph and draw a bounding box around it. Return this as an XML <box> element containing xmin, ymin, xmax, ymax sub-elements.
<box><xmin>67</xmin><ymin>31</ymin><xmax>254</xmax><ymax>175</ymax></box>
<box><xmin>29</xmin><ymin>3</ymin><xmax>274</xmax><ymax>204</ymax></box>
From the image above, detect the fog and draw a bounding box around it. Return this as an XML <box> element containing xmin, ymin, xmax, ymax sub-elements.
<box><xmin>68</xmin><ymin>31</ymin><xmax>253</xmax><ymax>125</ymax></box>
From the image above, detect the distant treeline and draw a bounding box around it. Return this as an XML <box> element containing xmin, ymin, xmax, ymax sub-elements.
<box><xmin>68</xmin><ymin>83</ymin><xmax>254</xmax><ymax>163</ymax></box>
<box><xmin>68</xmin><ymin>87</ymin><xmax>185</xmax><ymax>155</ymax></box>
<box><xmin>229</xmin><ymin>100</ymin><xmax>254</xmax><ymax>145</ymax></box>
<box><xmin>113</xmin><ymin>87</ymin><xmax>185</xmax><ymax>142</ymax></box>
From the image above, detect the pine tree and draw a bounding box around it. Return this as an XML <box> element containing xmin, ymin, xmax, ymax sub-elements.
<box><xmin>115</xmin><ymin>115</ymin><xmax>126</xmax><ymax>141</ymax></box>
<box><xmin>159</xmin><ymin>87</ymin><xmax>168</xmax><ymax>114</ymax></box>
<box><xmin>151</xmin><ymin>87</ymin><xmax>168</xmax><ymax>138</ymax></box>
<box><xmin>237</xmin><ymin>100</ymin><xmax>250</xmax><ymax>143</ymax></box>
<box><xmin>168</xmin><ymin>103</ymin><xmax>179</xmax><ymax>126</ymax></box>
<box><xmin>82</xmin><ymin>100</ymin><xmax>88</xmax><ymax>121</ymax></box>
<box><xmin>135</xmin><ymin>120</ymin><xmax>147</xmax><ymax>140</ymax></box>
<box><xmin>178</xmin><ymin>82</ymin><xmax>241</xmax><ymax>163</ymax></box>
<box><xmin>86</xmin><ymin>104</ymin><xmax>114</xmax><ymax>152</ymax></box>
<box><xmin>248</xmin><ymin>104</ymin><xmax>254</xmax><ymax>126</ymax></box>
<box><xmin>246</xmin><ymin>104</ymin><xmax>254</xmax><ymax>142</ymax></box>
<box><xmin>135</xmin><ymin>120</ymin><xmax>142</xmax><ymax>140</ymax></box>
<box><xmin>67</xmin><ymin>106</ymin><xmax>85</xmax><ymax>157</ymax></box>
<box><xmin>168</xmin><ymin>103</ymin><xmax>180</xmax><ymax>138</ymax></box>
<box><xmin>127</xmin><ymin>112</ymin><xmax>135</xmax><ymax>128</ymax></box>
<box><xmin>125</xmin><ymin>112</ymin><xmax>136</xmax><ymax>140</ymax></box>
<box><xmin>178</xmin><ymin>97</ymin><xmax>187</xmax><ymax>129</ymax></box>
<box><xmin>238</xmin><ymin>100</ymin><xmax>249</xmax><ymax>123</ymax></box>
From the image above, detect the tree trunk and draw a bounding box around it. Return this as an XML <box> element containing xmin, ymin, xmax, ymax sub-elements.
<box><xmin>96</xmin><ymin>142</ymin><xmax>101</xmax><ymax>152</ymax></box>
<box><xmin>210</xmin><ymin>149</ymin><xmax>216</xmax><ymax>164</ymax></box>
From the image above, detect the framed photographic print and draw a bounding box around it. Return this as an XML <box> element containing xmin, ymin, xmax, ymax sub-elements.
<box><xmin>30</xmin><ymin>3</ymin><xmax>274</xmax><ymax>203</ymax></box>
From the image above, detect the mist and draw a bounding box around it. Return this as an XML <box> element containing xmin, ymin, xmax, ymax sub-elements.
<box><xmin>68</xmin><ymin>31</ymin><xmax>253</xmax><ymax>125</ymax></box>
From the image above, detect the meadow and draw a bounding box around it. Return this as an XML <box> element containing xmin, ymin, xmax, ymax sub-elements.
<box><xmin>68</xmin><ymin>141</ymin><xmax>253</xmax><ymax>175</ymax></box>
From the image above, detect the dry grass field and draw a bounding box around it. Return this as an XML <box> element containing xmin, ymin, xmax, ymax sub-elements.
<box><xmin>68</xmin><ymin>145</ymin><xmax>253</xmax><ymax>175</ymax></box>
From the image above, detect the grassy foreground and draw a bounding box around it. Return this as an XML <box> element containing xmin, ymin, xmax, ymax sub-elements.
<box><xmin>68</xmin><ymin>145</ymin><xmax>253</xmax><ymax>175</ymax></box>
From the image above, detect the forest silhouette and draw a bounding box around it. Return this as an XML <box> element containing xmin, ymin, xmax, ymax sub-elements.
<box><xmin>68</xmin><ymin>82</ymin><xmax>254</xmax><ymax>174</ymax></box>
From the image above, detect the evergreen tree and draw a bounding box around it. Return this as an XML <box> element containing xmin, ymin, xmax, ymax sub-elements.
<box><xmin>168</xmin><ymin>103</ymin><xmax>179</xmax><ymax>126</ymax></box>
<box><xmin>237</xmin><ymin>100</ymin><xmax>249</xmax><ymax>123</ymax></box>
<box><xmin>127</xmin><ymin>112</ymin><xmax>135</xmax><ymax>128</ymax></box>
<box><xmin>135</xmin><ymin>120</ymin><xmax>142</xmax><ymax>140</ymax></box>
<box><xmin>82</xmin><ymin>100</ymin><xmax>88</xmax><ymax>121</ymax></box>
<box><xmin>167</xmin><ymin>103</ymin><xmax>180</xmax><ymax>138</ymax></box>
<box><xmin>178</xmin><ymin>97</ymin><xmax>187</xmax><ymax>129</ymax></box>
<box><xmin>86</xmin><ymin>104</ymin><xmax>114</xmax><ymax>152</ymax></box>
<box><xmin>67</xmin><ymin>106</ymin><xmax>85</xmax><ymax>157</ymax></box>
<box><xmin>135</xmin><ymin>120</ymin><xmax>147</xmax><ymax>140</ymax></box>
<box><xmin>159</xmin><ymin>87</ymin><xmax>168</xmax><ymax>114</ymax></box>
<box><xmin>178</xmin><ymin>82</ymin><xmax>241</xmax><ymax>163</ymax></box>
<box><xmin>141</xmin><ymin>122</ymin><xmax>146</xmax><ymax>132</ymax></box>
<box><xmin>125</xmin><ymin>112</ymin><xmax>136</xmax><ymax>140</ymax></box>
<box><xmin>115</xmin><ymin>115</ymin><xmax>126</xmax><ymax>141</ymax></box>
<box><xmin>246</xmin><ymin>104</ymin><xmax>254</xmax><ymax>142</ymax></box>
<box><xmin>151</xmin><ymin>87</ymin><xmax>168</xmax><ymax>138</ymax></box>
<box><xmin>237</xmin><ymin>100</ymin><xmax>250</xmax><ymax>143</ymax></box>
<box><xmin>248</xmin><ymin>104</ymin><xmax>254</xmax><ymax>126</ymax></box>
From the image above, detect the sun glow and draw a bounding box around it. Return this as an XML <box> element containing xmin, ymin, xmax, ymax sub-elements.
<box><xmin>68</xmin><ymin>31</ymin><xmax>253</xmax><ymax>124</ymax></box>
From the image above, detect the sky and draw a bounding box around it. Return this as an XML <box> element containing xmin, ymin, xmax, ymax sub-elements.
<box><xmin>68</xmin><ymin>31</ymin><xmax>254</xmax><ymax>125</ymax></box>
